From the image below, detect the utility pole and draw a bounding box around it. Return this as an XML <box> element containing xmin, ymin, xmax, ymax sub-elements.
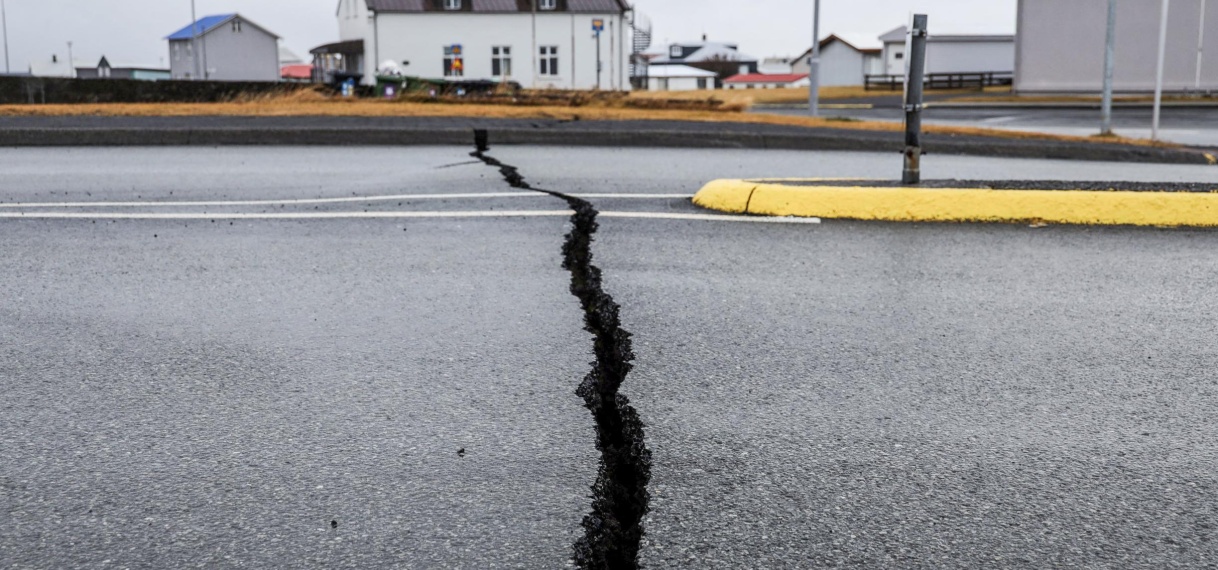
<box><xmin>808</xmin><ymin>0</ymin><xmax>821</xmax><ymax>115</ymax></box>
<box><xmin>1153</xmin><ymin>0</ymin><xmax>1170</xmax><ymax>140</ymax></box>
<box><xmin>190</xmin><ymin>0</ymin><xmax>200</xmax><ymax>80</ymax></box>
<box><xmin>1</xmin><ymin>0</ymin><xmax>10</xmax><ymax>74</ymax></box>
<box><xmin>902</xmin><ymin>14</ymin><xmax>928</xmax><ymax>185</ymax></box>
<box><xmin>1101</xmin><ymin>0</ymin><xmax>1117</xmax><ymax>135</ymax></box>
<box><xmin>1197</xmin><ymin>0</ymin><xmax>1207</xmax><ymax>93</ymax></box>
<box><xmin>66</xmin><ymin>41</ymin><xmax>74</xmax><ymax>78</ymax></box>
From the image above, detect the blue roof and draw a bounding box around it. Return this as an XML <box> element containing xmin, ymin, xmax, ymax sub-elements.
<box><xmin>166</xmin><ymin>14</ymin><xmax>236</xmax><ymax>40</ymax></box>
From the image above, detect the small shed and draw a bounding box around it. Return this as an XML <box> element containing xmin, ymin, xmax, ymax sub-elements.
<box><xmin>646</xmin><ymin>64</ymin><xmax>718</xmax><ymax>91</ymax></box>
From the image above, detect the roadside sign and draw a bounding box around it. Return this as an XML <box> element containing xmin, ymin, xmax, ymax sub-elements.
<box><xmin>592</xmin><ymin>19</ymin><xmax>604</xmax><ymax>33</ymax></box>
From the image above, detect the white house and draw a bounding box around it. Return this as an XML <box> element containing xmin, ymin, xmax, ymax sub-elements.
<box><xmin>166</xmin><ymin>14</ymin><xmax>281</xmax><ymax>81</ymax></box>
<box><xmin>791</xmin><ymin>34</ymin><xmax>883</xmax><ymax>87</ymax></box>
<box><xmin>879</xmin><ymin>26</ymin><xmax>1014</xmax><ymax>76</ymax></box>
<box><xmin>646</xmin><ymin>64</ymin><xmax>716</xmax><ymax>91</ymax></box>
<box><xmin>723</xmin><ymin>73</ymin><xmax>810</xmax><ymax>90</ymax></box>
<box><xmin>647</xmin><ymin>39</ymin><xmax>759</xmax><ymax>77</ymax></box>
<box><xmin>330</xmin><ymin>0</ymin><xmax>630</xmax><ymax>89</ymax></box>
<box><xmin>1016</xmin><ymin>0</ymin><xmax>1218</xmax><ymax>93</ymax></box>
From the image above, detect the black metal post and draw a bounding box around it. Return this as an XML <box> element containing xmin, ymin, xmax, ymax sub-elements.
<box><xmin>903</xmin><ymin>14</ymin><xmax>928</xmax><ymax>185</ymax></box>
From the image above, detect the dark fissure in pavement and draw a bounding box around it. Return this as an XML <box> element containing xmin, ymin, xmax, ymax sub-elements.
<box><xmin>471</xmin><ymin>130</ymin><xmax>652</xmax><ymax>569</ymax></box>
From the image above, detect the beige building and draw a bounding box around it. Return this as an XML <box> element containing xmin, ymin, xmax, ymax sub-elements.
<box><xmin>1016</xmin><ymin>0</ymin><xmax>1217</xmax><ymax>93</ymax></box>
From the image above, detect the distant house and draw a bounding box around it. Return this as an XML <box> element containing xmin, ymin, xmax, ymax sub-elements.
<box><xmin>723</xmin><ymin>73</ymin><xmax>810</xmax><ymax>90</ymax></box>
<box><xmin>646</xmin><ymin>64</ymin><xmax>717</xmax><ymax>91</ymax></box>
<box><xmin>323</xmin><ymin>0</ymin><xmax>631</xmax><ymax>89</ymax></box>
<box><xmin>1016</xmin><ymin>0</ymin><xmax>1217</xmax><ymax>93</ymax></box>
<box><xmin>29</xmin><ymin>55</ymin><xmax>89</xmax><ymax>78</ymax></box>
<box><xmin>166</xmin><ymin>13</ymin><xmax>281</xmax><ymax>81</ymax></box>
<box><xmin>75</xmin><ymin>57</ymin><xmax>170</xmax><ymax>81</ymax></box>
<box><xmin>648</xmin><ymin>39</ymin><xmax>759</xmax><ymax>87</ymax></box>
<box><xmin>879</xmin><ymin>26</ymin><xmax>1014</xmax><ymax>76</ymax></box>
<box><xmin>791</xmin><ymin>34</ymin><xmax>883</xmax><ymax>87</ymax></box>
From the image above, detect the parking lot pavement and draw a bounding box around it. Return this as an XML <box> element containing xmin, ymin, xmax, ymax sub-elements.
<box><xmin>596</xmin><ymin>218</ymin><xmax>1218</xmax><ymax>568</ymax></box>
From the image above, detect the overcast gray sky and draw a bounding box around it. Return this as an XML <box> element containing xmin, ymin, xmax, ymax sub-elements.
<box><xmin>0</xmin><ymin>0</ymin><xmax>1016</xmax><ymax>71</ymax></box>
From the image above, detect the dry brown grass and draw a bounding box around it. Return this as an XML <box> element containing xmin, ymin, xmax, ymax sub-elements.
<box><xmin>0</xmin><ymin>89</ymin><xmax>1174</xmax><ymax>149</ymax></box>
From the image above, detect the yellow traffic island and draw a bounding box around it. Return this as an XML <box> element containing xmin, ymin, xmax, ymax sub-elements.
<box><xmin>694</xmin><ymin>179</ymin><xmax>1218</xmax><ymax>227</ymax></box>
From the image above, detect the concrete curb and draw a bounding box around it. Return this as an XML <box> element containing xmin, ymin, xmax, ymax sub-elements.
<box><xmin>0</xmin><ymin>124</ymin><xmax>1213</xmax><ymax>165</ymax></box>
<box><xmin>693</xmin><ymin>179</ymin><xmax>1218</xmax><ymax>227</ymax></box>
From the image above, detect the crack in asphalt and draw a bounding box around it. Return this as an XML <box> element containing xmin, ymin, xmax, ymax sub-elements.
<box><xmin>471</xmin><ymin>130</ymin><xmax>652</xmax><ymax>569</ymax></box>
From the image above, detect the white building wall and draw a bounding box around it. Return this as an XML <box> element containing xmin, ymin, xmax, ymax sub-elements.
<box><xmin>1016</xmin><ymin>0</ymin><xmax>1218</xmax><ymax>93</ymax></box>
<box><xmin>818</xmin><ymin>41</ymin><xmax>865</xmax><ymax>86</ymax></box>
<box><xmin>647</xmin><ymin>76</ymin><xmax>708</xmax><ymax>91</ymax></box>
<box><xmin>338</xmin><ymin>0</ymin><xmax>372</xmax><ymax>43</ymax></box>
<box><xmin>365</xmin><ymin>12</ymin><xmax>629</xmax><ymax>89</ymax></box>
<box><xmin>884</xmin><ymin>38</ymin><xmax>1014</xmax><ymax>75</ymax></box>
<box><xmin>926</xmin><ymin>40</ymin><xmax>1015</xmax><ymax>73</ymax></box>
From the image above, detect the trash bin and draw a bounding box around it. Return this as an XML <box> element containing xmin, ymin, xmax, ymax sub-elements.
<box><xmin>376</xmin><ymin>75</ymin><xmax>406</xmax><ymax>99</ymax></box>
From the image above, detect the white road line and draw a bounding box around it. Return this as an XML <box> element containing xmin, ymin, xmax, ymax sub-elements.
<box><xmin>0</xmin><ymin>211</ymin><xmax>575</xmax><ymax>220</ymax></box>
<box><xmin>0</xmin><ymin>193</ymin><xmax>692</xmax><ymax>209</ymax></box>
<box><xmin>0</xmin><ymin>210</ymin><xmax>820</xmax><ymax>224</ymax></box>
<box><xmin>600</xmin><ymin>212</ymin><xmax>822</xmax><ymax>224</ymax></box>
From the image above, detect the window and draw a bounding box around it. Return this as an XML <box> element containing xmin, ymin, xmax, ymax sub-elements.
<box><xmin>492</xmin><ymin>46</ymin><xmax>512</xmax><ymax>77</ymax></box>
<box><xmin>669</xmin><ymin>45</ymin><xmax>682</xmax><ymax>58</ymax></box>
<box><xmin>539</xmin><ymin>46</ymin><xmax>558</xmax><ymax>76</ymax></box>
<box><xmin>894</xmin><ymin>52</ymin><xmax>904</xmax><ymax>60</ymax></box>
<box><xmin>539</xmin><ymin>0</ymin><xmax>557</xmax><ymax>9</ymax></box>
<box><xmin>444</xmin><ymin>45</ymin><xmax>464</xmax><ymax>77</ymax></box>
<box><xmin>173</xmin><ymin>43</ymin><xmax>181</xmax><ymax>61</ymax></box>
<box><xmin>696</xmin><ymin>78</ymin><xmax>707</xmax><ymax>90</ymax></box>
<box><xmin>231</xmin><ymin>19</ymin><xmax>243</xmax><ymax>33</ymax></box>
<box><xmin>443</xmin><ymin>0</ymin><xmax>461</xmax><ymax>9</ymax></box>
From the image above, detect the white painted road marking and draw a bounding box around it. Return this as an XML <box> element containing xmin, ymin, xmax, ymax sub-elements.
<box><xmin>0</xmin><ymin>210</ymin><xmax>821</xmax><ymax>224</ymax></box>
<box><xmin>0</xmin><ymin>193</ymin><xmax>693</xmax><ymax>208</ymax></box>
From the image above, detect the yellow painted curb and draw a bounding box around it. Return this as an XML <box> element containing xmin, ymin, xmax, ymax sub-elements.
<box><xmin>693</xmin><ymin>179</ymin><xmax>1218</xmax><ymax>227</ymax></box>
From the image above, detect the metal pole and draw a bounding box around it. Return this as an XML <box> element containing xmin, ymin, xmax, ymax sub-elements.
<box><xmin>596</xmin><ymin>30</ymin><xmax>602</xmax><ymax>89</ymax></box>
<box><xmin>902</xmin><ymin>14</ymin><xmax>928</xmax><ymax>185</ymax></box>
<box><xmin>1</xmin><ymin>0</ymin><xmax>10</xmax><ymax>74</ymax></box>
<box><xmin>1153</xmin><ymin>0</ymin><xmax>1170</xmax><ymax>140</ymax></box>
<box><xmin>190</xmin><ymin>0</ymin><xmax>199</xmax><ymax>80</ymax></box>
<box><xmin>808</xmin><ymin>0</ymin><xmax>821</xmax><ymax>115</ymax></box>
<box><xmin>1197</xmin><ymin>0</ymin><xmax>1207</xmax><ymax>93</ymax></box>
<box><xmin>1101</xmin><ymin>0</ymin><xmax>1117</xmax><ymax>135</ymax></box>
<box><xmin>66</xmin><ymin>41</ymin><xmax>74</xmax><ymax>78</ymax></box>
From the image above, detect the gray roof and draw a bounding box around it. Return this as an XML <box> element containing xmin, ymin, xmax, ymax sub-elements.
<box><xmin>366</xmin><ymin>0</ymin><xmax>425</xmax><ymax>10</ymax></box>
<box><xmin>472</xmin><ymin>0</ymin><xmax>517</xmax><ymax>10</ymax></box>
<box><xmin>567</xmin><ymin>0</ymin><xmax>623</xmax><ymax>12</ymax></box>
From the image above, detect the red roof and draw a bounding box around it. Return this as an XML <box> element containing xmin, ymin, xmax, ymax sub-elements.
<box><xmin>724</xmin><ymin>73</ymin><xmax>809</xmax><ymax>84</ymax></box>
<box><xmin>281</xmin><ymin>64</ymin><xmax>313</xmax><ymax>80</ymax></box>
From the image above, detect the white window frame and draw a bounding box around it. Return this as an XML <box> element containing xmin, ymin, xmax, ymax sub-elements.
<box><xmin>444</xmin><ymin>46</ymin><xmax>464</xmax><ymax>77</ymax></box>
<box><xmin>492</xmin><ymin>46</ymin><xmax>512</xmax><ymax>77</ymax></box>
<box><xmin>443</xmin><ymin>0</ymin><xmax>462</xmax><ymax>10</ymax></box>
<box><xmin>231</xmin><ymin>19</ymin><xmax>242</xmax><ymax>33</ymax></box>
<box><xmin>539</xmin><ymin>46</ymin><xmax>559</xmax><ymax>77</ymax></box>
<box><xmin>539</xmin><ymin>0</ymin><xmax>558</xmax><ymax>9</ymax></box>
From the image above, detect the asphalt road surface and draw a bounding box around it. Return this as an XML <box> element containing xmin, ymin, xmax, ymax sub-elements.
<box><xmin>3</xmin><ymin>145</ymin><xmax>1218</xmax><ymax>568</ymax></box>
<box><xmin>757</xmin><ymin>104</ymin><xmax>1218</xmax><ymax>147</ymax></box>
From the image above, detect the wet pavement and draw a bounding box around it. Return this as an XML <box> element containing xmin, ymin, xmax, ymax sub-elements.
<box><xmin>3</xmin><ymin>145</ymin><xmax>1218</xmax><ymax>568</ymax></box>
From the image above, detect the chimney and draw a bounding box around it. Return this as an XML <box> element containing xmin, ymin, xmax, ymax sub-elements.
<box><xmin>702</xmin><ymin>33</ymin><xmax>707</xmax><ymax>41</ymax></box>
<box><xmin>52</xmin><ymin>55</ymin><xmax>58</xmax><ymax>63</ymax></box>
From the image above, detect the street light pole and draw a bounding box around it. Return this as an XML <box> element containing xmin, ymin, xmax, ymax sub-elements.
<box><xmin>808</xmin><ymin>0</ymin><xmax>821</xmax><ymax>116</ymax></box>
<box><xmin>1196</xmin><ymin>0</ymin><xmax>1207</xmax><ymax>93</ymax></box>
<box><xmin>191</xmin><ymin>0</ymin><xmax>200</xmax><ymax>80</ymax></box>
<box><xmin>1101</xmin><ymin>0</ymin><xmax>1117</xmax><ymax>135</ymax></box>
<box><xmin>67</xmin><ymin>41</ymin><xmax>74</xmax><ymax>78</ymax></box>
<box><xmin>1153</xmin><ymin>0</ymin><xmax>1170</xmax><ymax>140</ymax></box>
<box><xmin>1</xmin><ymin>0</ymin><xmax>10</xmax><ymax>74</ymax></box>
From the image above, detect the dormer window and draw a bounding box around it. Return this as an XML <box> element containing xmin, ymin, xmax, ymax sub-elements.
<box><xmin>669</xmin><ymin>45</ymin><xmax>682</xmax><ymax>58</ymax></box>
<box><xmin>443</xmin><ymin>0</ymin><xmax>461</xmax><ymax>9</ymax></box>
<box><xmin>539</xmin><ymin>0</ymin><xmax>557</xmax><ymax>9</ymax></box>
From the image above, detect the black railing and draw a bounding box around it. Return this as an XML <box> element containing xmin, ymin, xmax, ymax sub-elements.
<box><xmin>864</xmin><ymin>71</ymin><xmax>1013</xmax><ymax>91</ymax></box>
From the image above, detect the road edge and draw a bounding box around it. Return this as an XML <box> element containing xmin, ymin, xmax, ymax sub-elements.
<box><xmin>693</xmin><ymin>179</ymin><xmax>1218</xmax><ymax>227</ymax></box>
<box><xmin>1</xmin><ymin>125</ymin><xmax>1214</xmax><ymax>165</ymax></box>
